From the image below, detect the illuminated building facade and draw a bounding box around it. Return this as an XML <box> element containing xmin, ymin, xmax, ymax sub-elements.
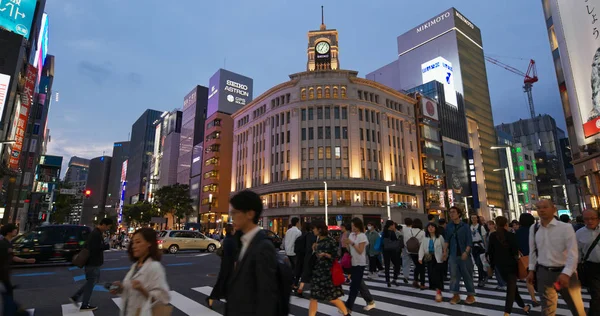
<box><xmin>231</xmin><ymin>20</ymin><xmax>423</xmax><ymax>235</ymax></box>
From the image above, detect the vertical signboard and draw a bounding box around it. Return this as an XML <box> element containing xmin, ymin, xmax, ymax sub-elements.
<box><xmin>118</xmin><ymin>160</ymin><xmax>128</xmax><ymax>224</ymax></box>
<box><xmin>0</xmin><ymin>74</ymin><xmax>10</xmax><ymax>121</ymax></box>
<box><xmin>9</xmin><ymin>64</ymin><xmax>36</xmax><ymax>170</ymax></box>
<box><xmin>552</xmin><ymin>0</ymin><xmax>600</xmax><ymax>142</ymax></box>
<box><xmin>0</xmin><ymin>0</ymin><xmax>37</xmax><ymax>39</ymax></box>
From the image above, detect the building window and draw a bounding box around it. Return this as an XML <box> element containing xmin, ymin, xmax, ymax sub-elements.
<box><xmin>342</xmin><ymin>127</ymin><xmax>348</xmax><ymax>139</ymax></box>
<box><xmin>334</xmin><ymin>106</ymin><xmax>340</xmax><ymax>119</ymax></box>
<box><xmin>377</xmin><ymin>132</ymin><xmax>380</xmax><ymax>143</ymax></box>
<box><xmin>326</xmin><ymin>167</ymin><xmax>332</xmax><ymax>179</ymax></box>
<box><xmin>308</xmin><ymin>108</ymin><xmax>314</xmax><ymax>120</ymax></box>
<box><xmin>287</xmin><ymin>150</ymin><xmax>290</xmax><ymax>163</ymax></box>
<box><xmin>366</xmin><ymin>129</ymin><xmax>370</xmax><ymax>142</ymax></box>
<box><xmin>301</xmin><ymin>89</ymin><xmax>306</xmax><ymax>100</ymax></box>
<box><xmin>325</xmin><ymin>127</ymin><xmax>331</xmax><ymax>139</ymax></box>
<box><xmin>372</xmin><ymin>130</ymin><xmax>375</xmax><ymax>142</ymax></box>
<box><xmin>359</xmin><ymin>109</ymin><xmax>363</xmax><ymax>121</ymax></box>
<box><xmin>287</xmin><ymin>131</ymin><xmax>290</xmax><ymax>143</ymax></box>
<box><xmin>367</xmin><ymin>150</ymin><xmax>371</xmax><ymax>161</ymax></box>
<box><xmin>371</xmin><ymin>111</ymin><xmax>375</xmax><ymax>123</ymax></box>
<box><xmin>287</xmin><ymin>111</ymin><xmax>290</xmax><ymax>124</ymax></box>
<box><xmin>335</xmin><ymin>146</ymin><xmax>341</xmax><ymax>159</ymax></box>
<box><xmin>333</xmin><ymin>87</ymin><xmax>339</xmax><ymax>98</ymax></box>
<box><xmin>410</xmin><ymin>141</ymin><xmax>413</xmax><ymax>152</ymax></box>
<box><xmin>336</xmin><ymin>167</ymin><xmax>341</xmax><ymax>179</ymax></box>
<box><xmin>302</xmin><ymin>148</ymin><xmax>306</xmax><ymax>161</ymax></box>
<box><xmin>301</xmin><ymin>109</ymin><xmax>306</xmax><ymax>121</ymax></box>
<box><xmin>343</xmin><ymin>146</ymin><xmax>348</xmax><ymax>159</ymax></box>
<box><xmin>301</xmin><ymin>128</ymin><xmax>306</xmax><ymax>140</ymax></box>
<box><xmin>309</xmin><ymin>148</ymin><xmax>314</xmax><ymax>160</ymax></box>
<box><xmin>309</xmin><ymin>168</ymin><xmax>315</xmax><ymax>179</ymax></box>
<box><xmin>342</xmin><ymin>107</ymin><xmax>347</xmax><ymax>119</ymax></box>
<box><xmin>317</xmin><ymin>107</ymin><xmax>323</xmax><ymax>119</ymax></box>
<box><xmin>343</xmin><ymin>167</ymin><xmax>349</xmax><ymax>179</ymax></box>
<box><xmin>302</xmin><ymin>168</ymin><xmax>307</xmax><ymax>179</ymax></box>
<box><xmin>361</xmin><ymin>148</ymin><xmax>365</xmax><ymax>161</ymax></box>
<box><xmin>360</xmin><ymin>128</ymin><xmax>364</xmax><ymax>141</ymax></box>
<box><xmin>326</xmin><ymin>146</ymin><xmax>332</xmax><ymax>159</ymax></box>
<box><xmin>318</xmin><ymin>127</ymin><xmax>323</xmax><ymax>139</ymax></box>
<box><xmin>325</xmin><ymin>87</ymin><xmax>331</xmax><ymax>98</ymax></box>
<box><xmin>317</xmin><ymin>87</ymin><xmax>323</xmax><ymax>99</ymax></box>
<box><xmin>309</xmin><ymin>88</ymin><xmax>314</xmax><ymax>99</ymax></box>
<box><xmin>341</xmin><ymin>87</ymin><xmax>347</xmax><ymax>98</ymax></box>
<box><xmin>318</xmin><ymin>147</ymin><xmax>324</xmax><ymax>159</ymax></box>
<box><xmin>325</xmin><ymin>106</ymin><xmax>331</xmax><ymax>119</ymax></box>
<box><xmin>309</xmin><ymin>127</ymin><xmax>314</xmax><ymax>140</ymax></box>
<box><xmin>362</xmin><ymin>168</ymin><xmax>366</xmax><ymax>179</ymax></box>
<box><xmin>318</xmin><ymin>168</ymin><xmax>324</xmax><ymax>179</ymax></box>
<box><xmin>373</xmin><ymin>149</ymin><xmax>377</xmax><ymax>162</ymax></box>
<box><xmin>335</xmin><ymin>127</ymin><xmax>341</xmax><ymax>139</ymax></box>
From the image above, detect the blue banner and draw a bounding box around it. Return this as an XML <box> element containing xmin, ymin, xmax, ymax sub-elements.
<box><xmin>0</xmin><ymin>0</ymin><xmax>37</xmax><ymax>39</ymax></box>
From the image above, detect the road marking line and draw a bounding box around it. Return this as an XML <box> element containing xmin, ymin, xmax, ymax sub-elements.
<box><xmin>73</xmin><ymin>275</ymin><xmax>85</xmax><ymax>282</ymax></box>
<box><xmin>26</xmin><ymin>309</ymin><xmax>33</xmax><ymax>316</ymax></box>
<box><xmin>12</xmin><ymin>272</ymin><xmax>55</xmax><ymax>277</ymax></box>
<box><xmin>166</xmin><ymin>262</ymin><xmax>193</xmax><ymax>267</ymax></box>
<box><xmin>68</xmin><ymin>266</ymin><xmax>79</xmax><ymax>271</ymax></box>
<box><xmin>169</xmin><ymin>290</ymin><xmax>221</xmax><ymax>315</ymax></box>
<box><xmin>193</xmin><ymin>286</ymin><xmax>296</xmax><ymax>316</ymax></box>
<box><xmin>195</xmin><ymin>253</ymin><xmax>211</xmax><ymax>257</ymax></box>
<box><xmin>61</xmin><ymin>303</ymin><xmax>94</xmax><ymax>316</ymax></box>
<box><xmin>101</xmin><ymin>266</ymin><xmax>130</xmax><ymax>271</ymax></box>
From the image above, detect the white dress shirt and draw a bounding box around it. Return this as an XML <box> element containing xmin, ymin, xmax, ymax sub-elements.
<box><xmin>528</xmin><ymin>218</ymin><xmax>579</xmax><ymax>276</ymax></box>
<box><xmin>576</xmin><ymin>225</ymin><xmax>600</xmax><ymax>264</ymax></box>
<box><xmin>239</xmin><ymin>225</ymin><xmax>262</xmax><ymax>261</ymax></box>
<box><xmin>284</xmin><ymin>226</ymin><xmax>302</xmax><ymax>256</ymax></box>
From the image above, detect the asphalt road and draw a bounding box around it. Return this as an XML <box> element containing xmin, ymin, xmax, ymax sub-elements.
<box><xmin>11</xmin><ymin>250</ymin><xmax>592</xmax><ymax>315</ymax></box>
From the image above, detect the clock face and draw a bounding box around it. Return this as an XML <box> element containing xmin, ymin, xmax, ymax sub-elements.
<box><xmin>315</xmin><ymin>41</ymin><xmax>330</xmax><ymax>54</ymax></box>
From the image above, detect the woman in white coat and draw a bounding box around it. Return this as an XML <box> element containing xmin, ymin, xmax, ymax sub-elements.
<box><xmin>110</xmin><ymin>228</ymin><xmax>171</xmax><ymax>316</ymax></box>
<box><xmin>418</xmin><ymin>223</ymin><xmax>447</xmax><ymax>303</ymax></box>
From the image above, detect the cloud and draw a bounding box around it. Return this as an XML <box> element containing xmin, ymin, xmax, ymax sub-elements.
<box><xmin>46</xmin><ymin>137</ymin><xmax>113</xmax><ymax>177</ymax></box>
<box><xmin>78</xmin><ymin>61</ymin><xmax>113</xmax><ymax>85</ymax></box>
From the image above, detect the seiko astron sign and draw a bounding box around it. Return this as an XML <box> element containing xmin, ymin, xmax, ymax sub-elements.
<box><xmin>207</xmin><ymin>69</ymin><xmax>253</xmax><ymax>117</ymax></box>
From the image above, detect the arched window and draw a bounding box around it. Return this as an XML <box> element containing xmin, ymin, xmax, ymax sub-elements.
<box><xmin>317</xmin><ymin>87</ymin><xmax>323</xmax><ymax>99</ymax></box>
<box><xmin>301</xmin><ymin>88</ymin><xmax>307</xmax><ymax>100</ymax></box>
<box><xmin>309</xmin><ymin>88</ymin><xmax>315</xmax><ymax>99</ymax></box>
<box><xmin>325</xmin><ymin>87</ymin><xmax>331</xmax><ymax>98</ymax></box>
<box><xmin>333</xmin><ymin>87</ymin><xmax>339</xmax><ymax>98</ymax></box>
<box><xmin>341</xmin><ymin>87</ymin><xmax>347</xmax><ymax>98</ymax></box>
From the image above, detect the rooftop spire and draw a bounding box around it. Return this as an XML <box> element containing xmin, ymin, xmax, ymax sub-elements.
<box><xmin>320</xmin><ymin>6</ymin><xmax>326</xmax><ymax>30</ymax></box>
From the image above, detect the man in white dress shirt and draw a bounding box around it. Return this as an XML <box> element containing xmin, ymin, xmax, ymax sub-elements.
<box><xmin>576</xmin><ymin>209</ymin><xmax>600</xmax><ymax>315</ymax></box>
<box><xmin>526</xmin><ymin>199</ymin><xmax>585</xmax><ymax>315</ymax></box>
<box><xmin>284</xmin><ymin>217</ymin><xmax>302</xmax><ymax>271</ymax></box>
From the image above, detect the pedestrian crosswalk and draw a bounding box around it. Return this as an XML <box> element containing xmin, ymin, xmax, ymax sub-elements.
<box><xmin>23</xmin><ymin>269</ymin><xmax>592</xmax><ymax>315</ymax></box>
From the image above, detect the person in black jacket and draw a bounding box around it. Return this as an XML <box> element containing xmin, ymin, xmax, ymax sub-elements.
<box><xmin>296</xmin><ymin>222</ymin><xmax>316</xmax><ymax>297</ymax></box>
<box><xmin>487</xmin><ymin>216</ymin><xmax>531</xmax><ymax>315</ymax></box>
<box><xmin>70</xmin><ymin>218</ymin><xmax>113</xmax><ymax>311</ymax></box>
<box><xmin>207</xmin><ymin>223</ymin><xmax>238</xmax><ymax>308</ymax></box>
<box><xmin>225</xmin><ymin>190</ymin><xmax>280</xmax><ymax>316</ymax></box>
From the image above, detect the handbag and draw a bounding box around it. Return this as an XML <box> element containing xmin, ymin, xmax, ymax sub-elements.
<box><xmin>135</xmin><ymin>302</ymin><xmax>173</xmax><ymax>316</ymax></box>
<box><xmin>331</xmin><ymin>260</ymin><xmax>345</xmax><ymax>286</ymax></box>
<box><xmin>340</xmin><ymin>252</ymin><xmax>352</xmax><ymax>269</ymax></box>
<box><xmin>72</xmin><ymin>248</ymin><xmax>89</xmax><ymax>268</ymax></box>
<box><xmin>422</xmin><ymin>253</ymin><xmax>433</xmax><ymax>263</ymax></box>
<box><xmin>577</xmin><ymin>231</ymin><xmax>600</xmax><ymax>287</ymax></box>
<box><xmin>517</xmin><ymin>251</ymin><xmax>529</xmax><ymax>280</ymax></box>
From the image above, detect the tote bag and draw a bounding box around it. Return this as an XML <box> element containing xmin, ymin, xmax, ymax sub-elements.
<box><xmin>331</xmin><ymin>260</ymin><xmax>345</xmax><ymax>286</ymax></box>
<box><xmin>517</xmin><ymin>252</ymin><xmax>529</xmax><ymax>280</ymax></box>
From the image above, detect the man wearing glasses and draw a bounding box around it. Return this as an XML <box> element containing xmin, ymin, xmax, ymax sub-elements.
<box><xmin>576</xmin><ymin>209</ymin><xmax>600</xmax><ymax>315</ymax></box>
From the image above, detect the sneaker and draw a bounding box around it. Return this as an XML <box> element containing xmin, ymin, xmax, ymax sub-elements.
<box><xmin>363</xmin><ymin>301</ymin><xmax>376</xmax><ymax>311</ymax></box>
<box><xmin>69</xmin><ymin>296</ymin><xmax>78</xmax><ymax>307</ymax></box>
<box><xmin>435</xmin><ymin>293</ymin><xmax>443</xmax><ymax>303</ymax></box>
<box><xmin>465</xmin><ymin>295</ymin><xmax>476</xmax><ymax>305</ymax></box>
<box><xmin>79</xmin><ymin>305</ymin><xmax>98</xmax><ymax>311</ymax></box>
<box><xmin>450</xmin><ymin>294</ymin><xmax>461</xmax><ymax>305</ymax></box>
<box><xmin>495</xmin><ymin>285</ymin><xmax>506</xmax><ymax>291</ymax></box>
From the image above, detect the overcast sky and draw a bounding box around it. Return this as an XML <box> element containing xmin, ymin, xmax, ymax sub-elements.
<box><xmin>43</xmin><ymin>0</ymin><xmax>561</xmax><ymax>173</ymax></box>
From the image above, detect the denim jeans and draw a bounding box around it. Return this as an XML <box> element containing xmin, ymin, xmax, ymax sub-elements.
<box><xmin>73</xmin><ymin>266</ymin><xmax>100</xmax><ymax>305</ymax></box>
<box><xmin>346</xmin><ymin>266</ymin><xmax>373</xmax><ymax>310</ymax></box>
<box><xmin>449</xmin><ymin>255</ymin><xmax>475</xmax><ymax>296</ymax></box>
<box><xmin>401</xmin><ymin>248</ymin><xmax>412</xmax><ymax>280</ymax></box>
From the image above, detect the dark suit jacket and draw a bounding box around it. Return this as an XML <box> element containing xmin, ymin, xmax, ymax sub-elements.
<box><xmin>225</xmin><ymin>230</ymin><xmax>279</xmax><ymax>316</ymax></box>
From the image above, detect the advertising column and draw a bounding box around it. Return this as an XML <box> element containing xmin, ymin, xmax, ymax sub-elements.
<box><xmin>9</xmin><ymin>64</ymin><xmax>36</xmax><ymax>170</ymax></box>
<box><xmin>118</xmin><ymin>160</ymin><xmax>127</xmax><ymax>228</ymax></box>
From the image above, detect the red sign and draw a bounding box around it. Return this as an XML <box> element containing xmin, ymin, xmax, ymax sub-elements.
<box><xmin>9</xmin><ymin>65</ymin><xmax>37</xmax><ymax>170</ymax></box>
<box><xmin>583</xmin><ymin>117</ymin><xmax>600</xmax><ymax>138</ymax></box>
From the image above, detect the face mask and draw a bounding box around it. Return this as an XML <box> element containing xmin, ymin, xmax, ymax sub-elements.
<box><xmin>367</xmin><ymin>226</ymin><xmax>373</xmax><ymax>230</ymax></box>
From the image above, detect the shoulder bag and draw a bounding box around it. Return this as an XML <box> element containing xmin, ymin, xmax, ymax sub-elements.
<box><xmin>577</xmin><ymin>231</ymin><xmax>600</xmax><ymax>287</ymax></box>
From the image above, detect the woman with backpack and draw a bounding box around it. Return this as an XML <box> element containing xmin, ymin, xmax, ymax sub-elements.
<box><xmin>406</xmin><ymin>218</ymin><xmax>426</xmax><ymax>289</ymax></box>
<box><xmin>418</xmin><ymin>223</ymin><xmax>447</xmax><ymax>302</ymax></box>
<box><xmin>382</xmin><ymin>220</ymin><xmax>403</xmax><ymax>287</ymax></box>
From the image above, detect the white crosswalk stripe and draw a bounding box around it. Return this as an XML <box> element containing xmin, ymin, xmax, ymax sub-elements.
<box><xmin>25</xmin><ymin>268</ymin><xmax>593</xmax><ymax>315</ymax></box>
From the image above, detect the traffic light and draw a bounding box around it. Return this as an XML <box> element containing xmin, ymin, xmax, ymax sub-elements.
<box><xmin>85</xmin><ymin>190</ymin><xmax>91</xmax><ymax>198</ymax></box>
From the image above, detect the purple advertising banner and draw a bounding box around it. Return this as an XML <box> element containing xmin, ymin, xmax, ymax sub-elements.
<box><xmin>207</xmin><ymin>71</ymin><xmax>221</xmax><ymax>118</ymax></box>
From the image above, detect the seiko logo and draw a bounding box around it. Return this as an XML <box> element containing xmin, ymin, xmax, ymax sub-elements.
<box><xmin>455</xmin><ymin>11</ymin><xmax>475</xmax><ymax>30</ymax></box>
<box><xmin>416</xmin><ymin>12</ymin><xmax>451</xmax><ymax>33</ymax></box>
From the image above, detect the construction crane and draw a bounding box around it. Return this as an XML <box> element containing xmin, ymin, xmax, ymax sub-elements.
<box><xmin>485</xmin><ymin>57</ymin><xmax>539</xmax><ymax>119</ymax></box>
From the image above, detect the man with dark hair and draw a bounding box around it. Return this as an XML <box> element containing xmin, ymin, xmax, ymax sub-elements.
<box><xmin>445</xmin><ymin>206</ymin><xmax>476</xmax><ymax>305</ymax></box>
<box><xmin>226</xmin><ymin>190</ymin><xmax>279</xmax><ymax>316</ymax></box>
<box><xmin>70</xmin><ymin>218</ymin><xmax>113</xmax><ymax>311</ymax></box>
<box><xmin>0</xmin><ymin>224</ymin><xmax>35</xmax><ymax>265</ymax></box>
<box><xmin>284</xmin><ymin>217</ymin><xmax>302</xmax><ymax>271</ymax></box>
<box><xmin>574</xmin><ymin>215</ymin><xmax>585</xmax><ymax>232</ymax></box>
<box><xmin>427</xmin><ymin>214</ymin><xmax>435</xmax><ymax>223</ymax></box>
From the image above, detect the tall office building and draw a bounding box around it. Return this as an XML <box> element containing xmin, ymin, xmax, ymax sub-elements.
<box><xmin>367</xmin><ymin>7</ymin><xmax>505</xmax><ymax>218</ymax></box>
<box><xmin>81</xmin><ymin>156</ymin><xmax>111</xmax><ymax>226</ymax></box>
<box><xmin>30</xmin><ymin>155</ymin><xmax>62</xmax><ymax>228</ymax></box>
<box><xmin>106</xmin><ymin>141</ymin><xmax>129</xmax><ymax>209</ymax></box>
<box><xmin>178</xmin><ymin>86</ymin><xmax>208</xmax><ymax>220</ymax></box>
<box><xmin>199</xmin><ymin>69</ymin><xmax>253</xmax><ymax>230</ymax></box>
<box><xmin>148</xmin><ymin>110</ymin><xmax>182</xmax><ymax>201</ymax></box>
<box><xmin>540</xmin><ymin>1</ymin><xmax>600</xmax><ymax>210</ymax></box>
<box><xmin>64</xmin><ymin>156</ymin><xmax>89</xmax><ymax>224</ymax></box>
<box><xmin>125</xmin><ymin>109</ymin><xmax>162</xmax><ymax>204</ymax></box>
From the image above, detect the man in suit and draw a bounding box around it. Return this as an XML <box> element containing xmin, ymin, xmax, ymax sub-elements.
<box><xmin>226</xmin><ymin>190</ymin><xmax>279</xmax><ymax>316</ymax></box>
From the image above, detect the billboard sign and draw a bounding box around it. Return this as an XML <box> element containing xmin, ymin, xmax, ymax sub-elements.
<box><xmin>422</xmin><ymin>57</ymin><xmax>458</xmax><ymax>107</ymax></box>
<box><xmin>421</xmin><ymin>96</ymin><xmax>439</xmax><ymax>121</ymax></box>
<box><xmin>0</xmin><ymin>0</ymin><xmax>37</xmax><ymax>39</ymax></box>
<box><xmin>552</xmin><ymin>0</ymin><xmax>600</xmax><ymax>142</ymax></box>
<box><xmin>207</xmin><ymin>69</ymin><xmax>253</xmax><ymax>117</ymax></box>
<box><xmin>9</xmin><ymin>64</ymin><xmax>36</xmax><ymax>169</ymax></box>
<box><xmin>0</xmin><ymin>74</ymin><xmax>9</xmax><ymax>122</ymax></box>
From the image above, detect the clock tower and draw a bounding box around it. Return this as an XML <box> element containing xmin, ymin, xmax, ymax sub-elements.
<box><xmin>307</xmin><ymin>6</ymin><xmax>339</xmax><ymax>71</ymax></box>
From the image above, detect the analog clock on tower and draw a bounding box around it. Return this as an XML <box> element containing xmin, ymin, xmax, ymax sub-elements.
<box><xmin>315</xmin><ymin>41</ymin><xmax>330</xmax><ymax>55</ymax></box>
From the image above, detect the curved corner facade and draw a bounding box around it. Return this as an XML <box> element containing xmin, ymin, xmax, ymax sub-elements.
<box><xmin>231</xmin><ymin>70</ymin><xmax>423</xmax><ymax>235</ymax></box>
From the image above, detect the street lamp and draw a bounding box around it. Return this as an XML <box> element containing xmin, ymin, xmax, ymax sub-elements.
<box><xmin>386</xmin><ymin>184</ymin><xmax>396</xmax><ymax>220</ymax></box>
<box><xmin>324</xmin><ymin>182</ymin><xmax>328</xmax><ymax>226</ymax></box>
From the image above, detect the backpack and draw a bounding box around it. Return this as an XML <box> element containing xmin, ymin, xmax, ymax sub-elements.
<box><xmin>383</xmin><ymin>235</ymin><xmax>401</xmax><ymax>251</ymax></box>
<box><xmin>294</xmin><ymin>233</ymin><xmax>307</xmax><ymax>256</ymax></box>
<box><xmin>406</xmin><ymin>229</ymin><xmax>422</xmax><ymax>254</ymax></box>
<box><xmin>275</xmin><ymin>252</ymin><xmax>293</xmax><ymax>316</ymax></box>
